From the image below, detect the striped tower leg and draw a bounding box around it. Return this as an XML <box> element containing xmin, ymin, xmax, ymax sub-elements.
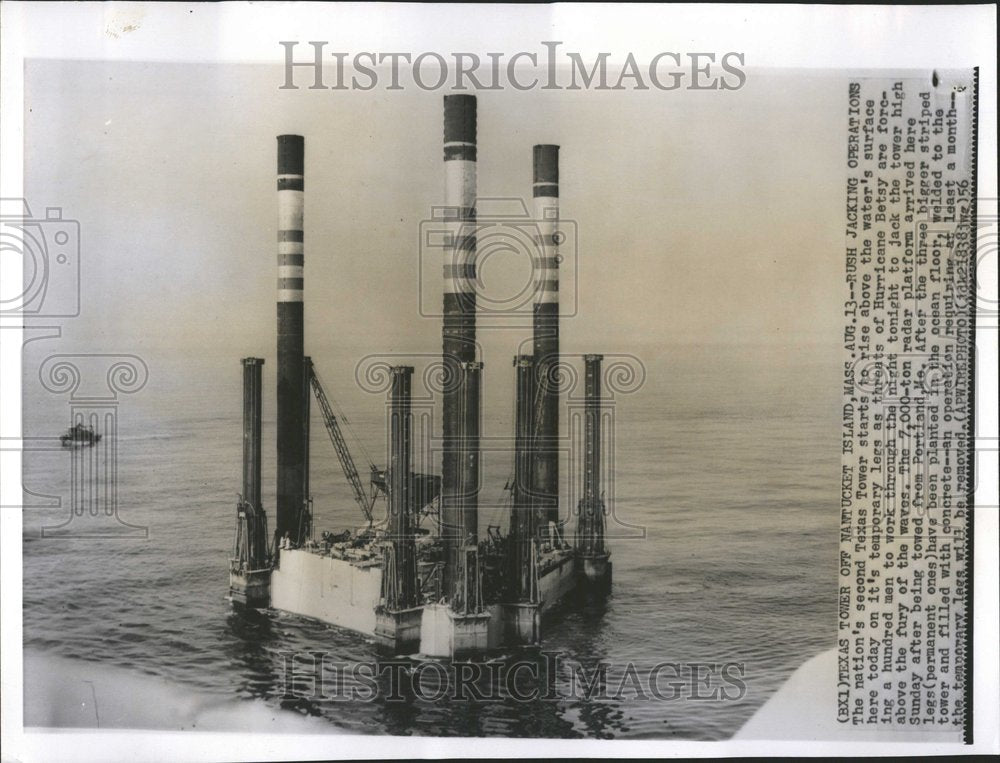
<box><xmin>441</xmin><ymin>94</ymin><xmax>478</xmax><ymax>609</ymax></box>
<box><xmin>276</xmin><ymin>134</ymin><xmax>305</xmax><ymax>546</ymax></box>
<box><xmin>532</xmin><ymin>144</ymin><xmax>560</xmax><ymax>527</ymax></box>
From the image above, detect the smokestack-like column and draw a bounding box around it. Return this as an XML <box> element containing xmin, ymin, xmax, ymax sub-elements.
<box><xmin>532</xmin><ymin>145</ymin><xmax>560</xmax><ymax>526</ymax></box>
<box><xmin>276</xmin><ymin>134</ymin><xmax>306</xmax><ymax>545</ymax></box>
<box><xmin>510</xmin><ymin>355</ymin><xmax>537</xmax><ymax>602</ymax></box>
<box><xmin>384</xmin><ymin>366</ymin><xmax>417</xmax><ymax>610</ymax></box>
<box><xmin>441</xmin><ymin>95</ymin><xmax>478</xmax><ymax>606</ymax></box>
<box><xmin>578</xmin><ymin>354</ymin><xmax>606</xmax><ymax>556</ymax></box>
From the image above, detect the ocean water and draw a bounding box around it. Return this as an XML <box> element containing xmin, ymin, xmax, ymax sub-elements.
<box><xmin>22</xmin><ymin>344</ymin><xmax>840</xmax><ymax>739</ymax></box>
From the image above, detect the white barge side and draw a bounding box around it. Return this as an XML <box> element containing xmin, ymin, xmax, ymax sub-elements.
<box><xmin>243</xmin><ymin>544</ymin><xmax>589</xmax><ymax>658</ymax></box>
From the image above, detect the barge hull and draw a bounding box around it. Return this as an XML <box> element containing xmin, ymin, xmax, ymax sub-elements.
<box><xmin>265</xmin><ymin>548</ymin><xmax>583</xmax><ymax>656</ymax></box>
<box><xmin>270</xmin><ymin>549</ymin><xmax>381</xmax><ymax>636</ymax></box>
<box><xmin>538</xmin><ymin>551</ymin><xmax>578</xmax><ymax>614</ymax></box>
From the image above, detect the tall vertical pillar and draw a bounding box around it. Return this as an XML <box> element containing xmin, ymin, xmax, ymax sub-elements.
<box><xmin>459</xmin><ymin>361</ymin><xmax>482</xmax><ymax>548</ymax></box>
<box><xmin>242</xmin><ymin>357</ymin><xmax>264</xmax><ymax>515</ymax></box>
<box><xmin>532</xmin><ymin>144</ymin><xmax>560</xmax><ymax>526</ymax></box>
<box><xmin>579</xmin><ymin>354</ymin><xmax>603</xmax><ymax>549</ymax></box>
<box><xmin>509</xmin><ymin>355</ymin><xmax>537</xmax><ymax>602</ymax></box>
<box><xmin>374</xmin><ymin>366</ymin><xmax>424</xmax><ymax>653</ymax></box>
<box><xmin>301</xmin><ymin>356</ymin><xmax>313</xmax><ymax>542</ymax></box>
<box><xmin>451</xmin><ymin>360</ymin><xmax>483</xmax><ymax>613</ymax></box>
<box><xmin>385</xmin><ymin>366</ymin><xmax>417</xmax><ymax>610</ymax></box>
<box><xmin>577</xmin><ymin>354</ymin><xmax>611</xmax><ymax>588</ymax></box>
<box><xmin>231</xmin><ymin>356</ymin><xmax>270</xmax><ymax>606</ymax></box>
<box><xmin>441</xmin><ymin>94</ymin><xmax>478</xmax><ymax>607</ymax></box>
<box><xmin>242</xmin><ymin>357</ymin><xmax>266</xmax><ymax>568</ymax></box>
<box><xmin>276</xmin><ymin>134</ymin><xmax>305</xmax><ymax>545</ymax></box>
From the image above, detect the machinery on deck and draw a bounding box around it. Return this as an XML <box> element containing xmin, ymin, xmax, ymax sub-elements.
<box><xmin>308</xmin><ymin>360</ymin><xmax>380</xmax><ymax>526</ymax></box>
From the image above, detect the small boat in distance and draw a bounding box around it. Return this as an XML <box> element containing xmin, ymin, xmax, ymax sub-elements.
<box><xmin>60</xmin><ymin>423</ymin><xmax>101</xmax><ymax>448</ymax></box>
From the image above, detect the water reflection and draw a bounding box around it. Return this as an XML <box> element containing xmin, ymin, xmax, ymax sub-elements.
<box><xmin>551</xmin><ymin>596</ymin><xmax>632</xmax><ymax>738</ymax></box>
<box><xmin>224</xmin><ymin>608</ymin><xmax>283</xmax><ymax>702</ymax></box>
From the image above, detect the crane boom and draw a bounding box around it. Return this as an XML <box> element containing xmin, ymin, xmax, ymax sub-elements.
<box><xmin>308</xmin><ymin>364</ymin><xmax>375</xmax><ymax>524</ymax></box>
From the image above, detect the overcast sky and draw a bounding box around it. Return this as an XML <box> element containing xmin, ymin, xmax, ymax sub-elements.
<box><xmin>24</xmin><ymin>61</ymin><xmax>845</xmax><ymax>368</ymax></box>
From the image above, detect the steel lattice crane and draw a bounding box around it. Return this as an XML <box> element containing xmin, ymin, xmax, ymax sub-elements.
<box><xmin>308</xmin><ymin>362</ymin><xmax>376</xmax><ymax>525</ymax></box>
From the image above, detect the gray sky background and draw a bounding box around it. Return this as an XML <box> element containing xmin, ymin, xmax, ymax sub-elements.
<box><xmin>24</xmin><ymin>61</ymin><xmax>844</xmax><ymax>368</ymax></box>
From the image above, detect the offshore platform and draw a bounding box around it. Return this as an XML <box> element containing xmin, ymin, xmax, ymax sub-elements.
<box><xmin>229</xmin><ymin>95</ymin><xmax>612</xmax><ymax>657</ymax></box>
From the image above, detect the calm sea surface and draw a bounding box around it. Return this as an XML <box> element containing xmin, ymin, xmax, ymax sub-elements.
<box><xmin>22</xmin><ymin>344</ymin><xmax>840</xmax><ymax>739</ymax></box>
